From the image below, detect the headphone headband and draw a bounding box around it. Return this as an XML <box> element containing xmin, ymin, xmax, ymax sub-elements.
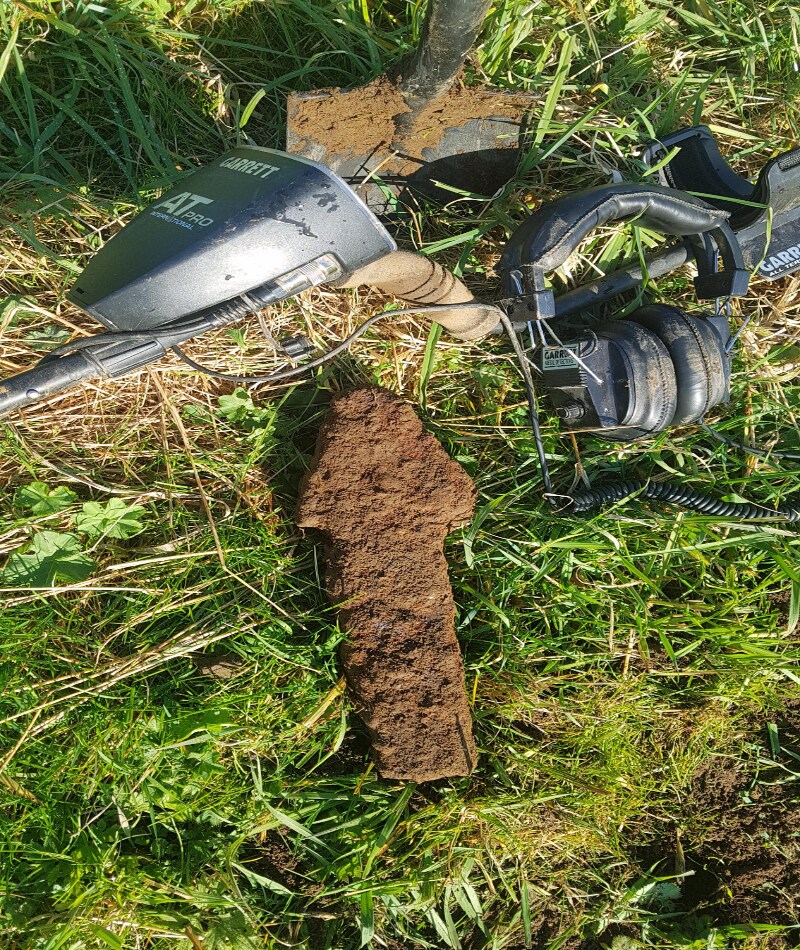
<box><xmin>500</xmin><ymin>183</ymin><xmax>750</xmax><ymax>321</ymax></box>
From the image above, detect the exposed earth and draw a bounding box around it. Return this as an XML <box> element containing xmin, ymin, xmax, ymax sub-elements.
<box><xmin>588</xmin><ymin>703</ymin><xmax>800</xmax><ymax>949</ymax></box>
<box><xmin>674</xmin><ymin>704</ymin><xmax>800</xmax><ymax>933</ymax></box>
<box><xmin>296</xmin><ymin>387</ymin><xmax>478</xmax><ymax>782</ymax></box>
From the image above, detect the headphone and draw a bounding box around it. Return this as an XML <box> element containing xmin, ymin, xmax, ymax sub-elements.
<box><xmin>498</xmin><ymin>183</ymin><xmax>751</xmax><ymax>442</ymax></box>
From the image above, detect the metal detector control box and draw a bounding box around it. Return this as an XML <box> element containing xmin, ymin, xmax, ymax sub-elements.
<box><xmin>643</xmin><ymin>126</ymin><xmax>800</xmax><ymax>281</ymax></box>
<box><xmin>68</xmin><ymin>146</ymin><xmax>396</xmax><ymax>332</ymax></box>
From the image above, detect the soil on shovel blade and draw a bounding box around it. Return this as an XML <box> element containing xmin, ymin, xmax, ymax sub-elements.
<box><xmin>296</xmin><ymin>387</ymin><xmax>477</xmax><ymax>783</ymax></box>
<box><xmin>288</xmin><ymin>75</ymin><xmax>532</xmax><ymax>169</ymax></box>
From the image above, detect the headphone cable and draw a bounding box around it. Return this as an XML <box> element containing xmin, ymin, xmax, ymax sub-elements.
<box><xmin>567</xmin><ymin>480</ymin><xmax>800</xmax><ymax>522</ymax></box>
<box><xmin>499</xmin><ymin>312</ymin><xmax>553</xmax><ymax>497</ymax></box>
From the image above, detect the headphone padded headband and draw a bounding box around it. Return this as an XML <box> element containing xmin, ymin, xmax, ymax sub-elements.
<box><xmin>500</xmin><ymin>183</ymin><xmax>731</xmax><ymax>276</ymax></box>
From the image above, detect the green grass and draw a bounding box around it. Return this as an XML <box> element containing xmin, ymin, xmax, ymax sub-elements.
<box><xmin>2</xmin><ymin>0</ymin><xmax>800</xmax><ymax>947</ymax></box>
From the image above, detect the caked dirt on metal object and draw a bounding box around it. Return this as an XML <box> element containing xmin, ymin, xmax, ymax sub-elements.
<box><xmin>288</xmin><ymin>75</ymin><xmax>532</xmax><ymax>166</ymax></box>
<box><xmin>296</xmin><ymin>387</ymin><xmax>477</xmax><ymax>782</ymax></box>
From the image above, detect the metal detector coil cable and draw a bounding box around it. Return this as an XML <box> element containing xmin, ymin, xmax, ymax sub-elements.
<box><xmin>30</xmin><ymin>302</ymin><xmax>503</xmax><ymax>389</ymax></box>
<box><xmin>169</xmin><ymin>303</ymin><xmax>504</xmax><ymax>385</ymax></box>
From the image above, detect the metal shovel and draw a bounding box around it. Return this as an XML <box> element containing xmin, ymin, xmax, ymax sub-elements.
<box><xmin>286</xmin><ymin>0</ymin><xmax>537</xmax><ymax>213</ymax></box>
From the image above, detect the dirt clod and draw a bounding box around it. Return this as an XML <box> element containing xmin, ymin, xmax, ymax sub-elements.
<box><xmin>296</xmin><ymin>388</ymin><xmax>477</xmax><ymax>782</ymax></box>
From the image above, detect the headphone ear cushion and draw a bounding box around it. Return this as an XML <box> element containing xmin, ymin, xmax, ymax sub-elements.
<box><xmin>596</xmin><ymin>320</ymin><xmax>678</xmax><ymax>441</ymax></box>
<box><xmin>626</xmin><ymin>304</ymin><xmax>728</xmax><ymax>426</ymax></box>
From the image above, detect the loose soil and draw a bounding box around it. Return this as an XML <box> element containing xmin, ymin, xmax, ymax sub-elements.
<box><xmin>287</xmin><ymin>75</ymin><xmax>533</xmax><ymax>168</ymax></box>
<box><xmin>635</xmin><ymin>703</ymin><xmax>800</xmax><ymax>938</ymax></box>
<box><xmin>771</xmin><ymin>586</ymin><xmax>799</xmax><ymax>636</ymax></box>
<box><xmin>296</xmin><ymin>387</ymin><xmax>478</xmax><ymax>783</ymax></box>
<box><xmin>242</xmin><ymin>830</ymin><xmax>312</xmax><ymax>896</ymax></box>
<box><xmin>288</xmin><ymin>77</ymin><xmax>408</xmax><ymax>162</ymax></box>
<box><xmin>189</xmin><ymin>651</ymin><xmax>244</xmax><ymax>680</ymax></box>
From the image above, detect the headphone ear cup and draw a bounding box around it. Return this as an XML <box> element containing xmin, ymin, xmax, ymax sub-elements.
<box><xmin>595</xmin><ymin>320</ymin><xmax>678</xmax><ymax>441</ymax></box>
<box><xmin>626</xmin><ymin>304</ymin><xmax>729</xmax><ymax>426</ymax></box>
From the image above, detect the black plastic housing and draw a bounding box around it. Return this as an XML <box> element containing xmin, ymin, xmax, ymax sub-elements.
<box><xmin>538</xmin><ymin>336</ymin><xmax>630</xmax><ymax>431</ymax></box>
<box><xmin>642</xmin><ymin>125</ymin><xmax>800</xmax><ymax>280</ymax></box>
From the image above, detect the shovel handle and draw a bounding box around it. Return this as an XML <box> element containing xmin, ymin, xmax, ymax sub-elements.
<box><xmin>396</xmin><ymin>0</ymin><xmax>492</xmax><ymax>104</ymax></box>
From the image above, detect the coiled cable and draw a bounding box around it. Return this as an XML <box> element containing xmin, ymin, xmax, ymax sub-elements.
<box><xmin>502</xmin><ymin>315</ymin><xmax>800</xmax><ymax>523</ymax></box>
<box><xmin>568</xmin><ymin>480</ymin><xmax>800</xmax><ymax>521</ymax></box>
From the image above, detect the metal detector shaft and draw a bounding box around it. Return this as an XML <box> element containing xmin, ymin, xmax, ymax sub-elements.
<box><xmin>0</xmin><ymin>352</ymin><xmax>105</xmax><ymax>416</ymax></box>
<box><xmin>0</xmin><ymin>223</ymin><xmax>364</xmax><ymax>420</ymax></box>
<box><xmin>553</xmin><ymin>242</ymin><xmax>692</xmax><ymax>319</ymax></box>
<box><xmin>504</xmin><ymin>242</ymin><xmax>693</xmax><ymax>330</ymax></box>
<box><xmin>0</xmin><ymin>274</ymin><xmax>306</xmax><ymax>418</ymax></box>
<box><xmin>0</xmin><ymin>338</ymin><xmax>168</xmax><ymax>418</ymax></box>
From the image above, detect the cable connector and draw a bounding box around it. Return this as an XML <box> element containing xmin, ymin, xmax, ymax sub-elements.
<box><xmin>280</xmin><ymin>335</ymin><xmax>315</xmax><ymax>360</ymax></box>
<box><xmin>499</xmin><ymin>266</ymin><xmax>556</xmax><ymax>323</ymax></box>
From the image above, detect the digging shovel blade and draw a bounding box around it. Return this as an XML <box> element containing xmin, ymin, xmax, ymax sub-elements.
<box><xmin>285</xmin><ymin>0</ymin><xmax>537</xmax><ymax>214</ymax></box>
